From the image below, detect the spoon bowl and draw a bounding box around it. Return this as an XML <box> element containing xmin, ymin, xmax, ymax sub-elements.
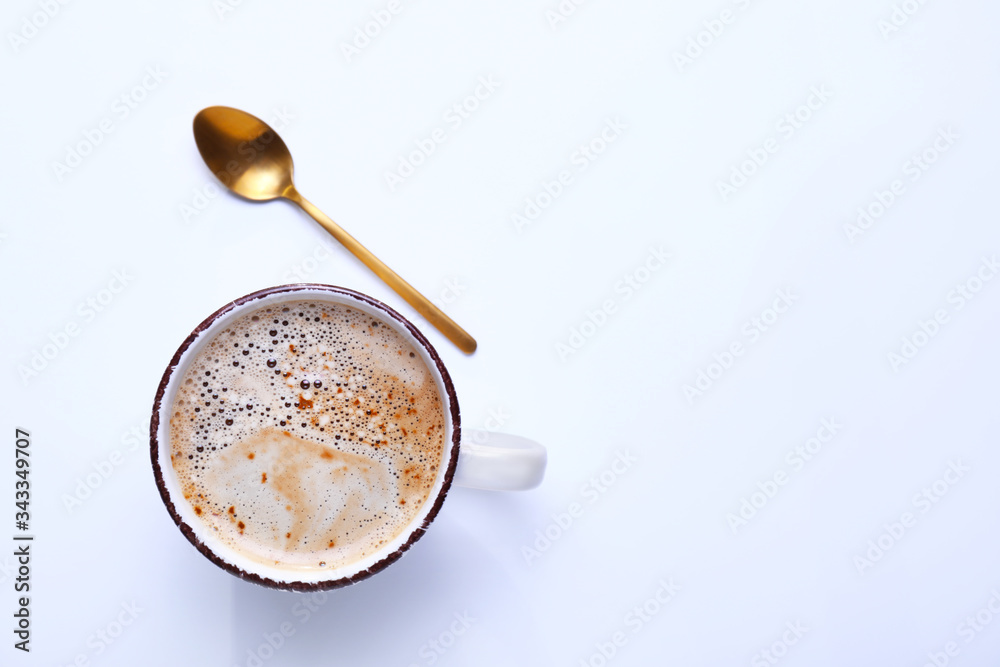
<box><xmin>191</xmin><ymin>106</ymin><xmax>476</xmax><ymax>354</ymax></box>
<box><xmin>193</xmin><ymin>107</ymin><xmax>295</xmax><ymax>201</ymax></box>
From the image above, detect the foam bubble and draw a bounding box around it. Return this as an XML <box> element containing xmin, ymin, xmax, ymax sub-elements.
<box><xmin>169</xmin><ymin>301</ymin><xmax>445</xmax><ymax>571</ymax></box>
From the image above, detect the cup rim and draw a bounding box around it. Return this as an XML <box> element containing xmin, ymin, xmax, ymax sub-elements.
<box><xmin>149</xmin><ymin>284</ymin><xmax>461</xmax><ymax>591</ymax></box>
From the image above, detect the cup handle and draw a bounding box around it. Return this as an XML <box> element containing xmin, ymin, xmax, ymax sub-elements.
<box><xmin>453</xmin><ymin>431</ymin><xmax>547</xmax><ymax>491</ymax></box>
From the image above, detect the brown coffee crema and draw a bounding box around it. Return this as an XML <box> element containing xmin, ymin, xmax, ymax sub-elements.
<box><xmin>168</xmin><ymin>300</ymin><xmax>445</xmax><ymax>571</ymax></box>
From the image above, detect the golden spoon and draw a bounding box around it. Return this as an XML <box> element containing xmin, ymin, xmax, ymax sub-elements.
<box><xmin>192</xmin><ymin>105</ymin><xmax>477</xmax><ymax>354</ymax></box>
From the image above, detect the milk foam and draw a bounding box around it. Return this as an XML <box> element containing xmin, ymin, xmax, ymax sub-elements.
<box><xmin>168</xmin><ymin>300</ymin><xmax>445</xmax><ymax>571</ymax></box>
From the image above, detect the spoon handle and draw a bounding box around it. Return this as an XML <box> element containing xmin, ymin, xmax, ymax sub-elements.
<box><xmin>286</xmin><ymin>190</ymin><xmax>477</xmax><ymax>354</ymax></box>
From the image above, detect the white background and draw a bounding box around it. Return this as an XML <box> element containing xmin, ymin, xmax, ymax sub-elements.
<box><xmin>2</xmin><ymin>0</ymin><xmax>1000</xmax><ymax>665</ymax></box>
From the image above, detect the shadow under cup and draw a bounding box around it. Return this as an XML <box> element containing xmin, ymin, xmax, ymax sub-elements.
<box><xmin>150</xmin><ymin>284</ymin><xmax>461</xmax><ymax>591</ymax></box>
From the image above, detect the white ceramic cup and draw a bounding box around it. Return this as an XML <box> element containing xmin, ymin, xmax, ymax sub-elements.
<box><xmin>150</xmin><ymin>284</ymin><xmax>546</xmax><ymax>590</ymax></box>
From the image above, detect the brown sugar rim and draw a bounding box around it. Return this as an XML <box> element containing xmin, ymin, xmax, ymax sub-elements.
<box><xmin>149</xmin><ymin>284</ymin><xmax>461</xmax><ymax>591</ymax></box>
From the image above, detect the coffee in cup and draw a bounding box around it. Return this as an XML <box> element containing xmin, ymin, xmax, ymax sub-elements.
<box><xmin>169</xmin><ymin>296</ymin><xmax>447</xmax><ymax>570</ymax></box>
